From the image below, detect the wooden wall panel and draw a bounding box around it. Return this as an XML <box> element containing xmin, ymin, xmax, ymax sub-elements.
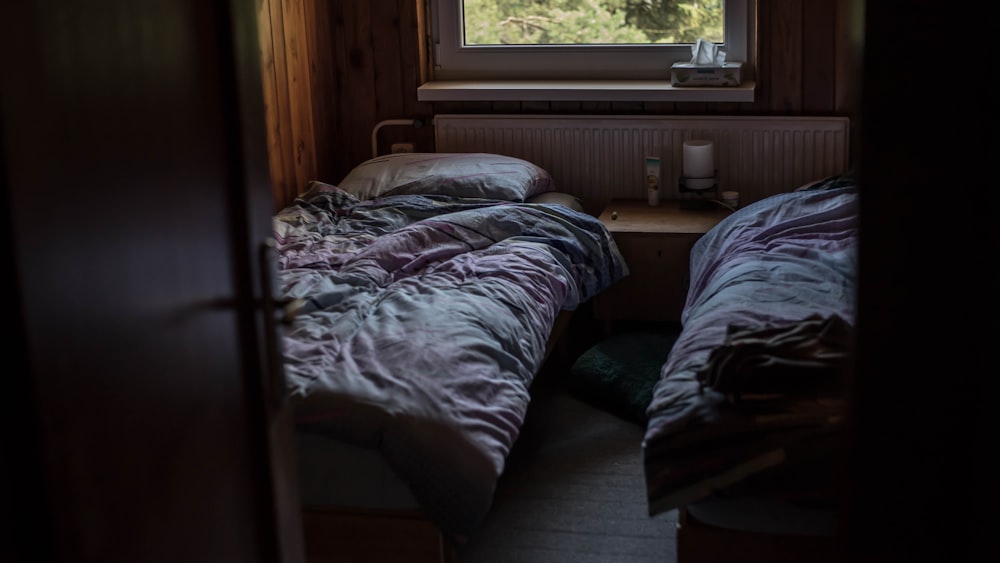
<box><xmin>768</xmin><ymin>0</ymin><xmax>804</xmax><ymax>113</ymax></box>
<box><xmin>267</xmin><ymin>0</ymin><xmax>859</xmax><ymax>200</ymax></box>
<box><xmin>371</xmin><ymin>0</ymin><xmax>406</xmax><ymax>127</ymax></box>
<box><xmin>304</xmin><ymin>0</ymin><xmax>338</xmax><ymax>187</ymax></box>
<box><xmin>400</xmin><ymin>0</ymin><xmax>436</xmax><ymax>152</ymax></box>
<box><xmin>258</xmin><ymin>0</ymin><xmax>319</xmax><ymax>210</ymax></box>
<box><xmin>327</xmin><ymin>3</ymin><xmax>353</xmax><ymax>184</ymax></box>
<box><xmin>257</xmin><ymin>0</ymin><xmax>292</xmax><ymax>211</ymax></box>
<box><xmin>281</xmin><ymin>0</ymin><xmax>318</xmax><ymax>198</ymax></box>
<box><xmin>835</xmin><ymin>0</ymin><xmax>864</xmax><ymax>116</ymax></box>
<box><xmin>336</xmin><ymin>2</ymin><xmax>378</xmax><ymax>174</ymax></box>
<box><xmin>802</xmin><ymin>0</ymin><xmax>837</xmax><ymax>113</ymax></box>
<box><xmin>745</xmin><ymin>0</ymin><xmax>771</xmax><ymax>114</ymax></box>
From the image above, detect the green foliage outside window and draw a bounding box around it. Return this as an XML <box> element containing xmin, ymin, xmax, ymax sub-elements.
<box><xmin>462</xmin><ymin>0</ymin><xmax>723</xmax><ymax>45</ymax></box>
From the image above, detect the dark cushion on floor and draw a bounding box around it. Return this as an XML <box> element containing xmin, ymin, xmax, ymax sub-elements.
<box><xmin>568</xmin><ymin>330</ymin><xmax>680</xmax><ymax>424</ymax></box>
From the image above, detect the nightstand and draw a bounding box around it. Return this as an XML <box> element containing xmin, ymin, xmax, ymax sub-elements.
<box><xmin>594</xmin><ymin>199</ymin><xmax>731</xmax><ymax>327</ymax></box>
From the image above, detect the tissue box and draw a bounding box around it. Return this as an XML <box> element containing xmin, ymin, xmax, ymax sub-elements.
<box><xmin>670</xmin><ymin>62</ymin><xmax>743</xmax><ymax>87</ymax></box>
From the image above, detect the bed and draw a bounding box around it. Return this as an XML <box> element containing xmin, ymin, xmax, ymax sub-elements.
<box><xmin>271</xmin><ymin>152</ymin><xmax>628</xmax><ymax>557</ymax></box>
<box><xmin>641</xmin><ymin>175</ymin><xmax>858</xmax><ymax>561</ymax></box>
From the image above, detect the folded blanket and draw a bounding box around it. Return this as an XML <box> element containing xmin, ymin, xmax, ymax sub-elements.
<box><xmin>696</xmin><ymin>314</ymin><xmax>851</xmax><ymax>399</ymax></box>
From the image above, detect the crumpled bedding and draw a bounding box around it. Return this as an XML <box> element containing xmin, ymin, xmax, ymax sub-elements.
<box><xmin>642</xmin><ymin>176</ymin><xmax>858</xmax><ymax>516</ymax></box>
<box><xmin>273</xmin><ymin>181</ymin><xmax>627</xmax><ymax>543</ymax></box>
<box><xmin>695</xmin><ymin>313</ymin><xmax>852</xmax><ymax>398</ymax></box>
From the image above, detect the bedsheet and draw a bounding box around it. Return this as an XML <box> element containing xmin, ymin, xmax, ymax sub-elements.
<box><xmin>642</xmin><ymin>176</ymin><xmax>858</xmax><ymax>516</ymax></box>
<box><xmin>273</xmin><ymin>182</ymin><xmax>627</xmax><ymax>543</ymax></box>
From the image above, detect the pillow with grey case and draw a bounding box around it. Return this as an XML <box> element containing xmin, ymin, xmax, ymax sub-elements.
<box><xmin>337</xmin><ymin>152</ymin><xmax>556</xmax><ymax>202</ymax></box>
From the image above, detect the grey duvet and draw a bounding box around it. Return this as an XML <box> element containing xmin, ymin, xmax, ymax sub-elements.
<box><xmin>642</xmin><ymin>176</ymin><xmax>858</xmax><ymax>516</ymax></box>
<box><xmin>273</xmin><ymin>182</ymin><xmax>627</xmax><ymax>542</ymax></box>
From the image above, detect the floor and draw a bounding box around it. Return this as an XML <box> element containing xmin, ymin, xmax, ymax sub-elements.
<box><xmin>456</xmin><ymin>372</ymin><xmax>679</xmax><ymax>563</ymax></box>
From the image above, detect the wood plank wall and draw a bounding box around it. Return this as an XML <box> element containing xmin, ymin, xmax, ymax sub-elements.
<box><xmin>257</xmin><ymin>0</ymin><xmax>319</xmax><ymax>211</ymax></box>
<box><xmin>259</xmin><ymin>0</ymin><xmax>859</xmax><ymax>210</ymax></box>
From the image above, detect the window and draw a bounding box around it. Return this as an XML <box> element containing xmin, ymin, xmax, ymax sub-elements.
<box><xmin>426</xmin><ymin>0</ymin><xmax>754</xmax><ymax>82</ymax></box>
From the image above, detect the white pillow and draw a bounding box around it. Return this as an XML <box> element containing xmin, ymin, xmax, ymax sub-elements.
<box><xmin>337</xmin><ymin>153</ymin><xmax>556</xmax><ymax>201</ymax></box>
<box><xmin>525</xmin><ymin>192</ymin><xmax>585</xmax><ymax>213</ymax></box>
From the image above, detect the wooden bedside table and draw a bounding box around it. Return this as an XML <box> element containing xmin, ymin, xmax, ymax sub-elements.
<box><xmin>594</xmin><ymin>199</ymin><xmax>732</xmax><ymax>327</ymax></box>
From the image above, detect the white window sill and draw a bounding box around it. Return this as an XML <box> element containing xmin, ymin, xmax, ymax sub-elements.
<box><xmin>416</xmin><ymin>80</ymin><xmax>755</xmax><ymax>103</ymax></box>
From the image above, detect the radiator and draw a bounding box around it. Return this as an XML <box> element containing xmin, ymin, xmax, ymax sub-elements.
<box><xmin>432</xmin><ymin>114</ymin><xmax>850</xmax><ymax>214</ymax></box>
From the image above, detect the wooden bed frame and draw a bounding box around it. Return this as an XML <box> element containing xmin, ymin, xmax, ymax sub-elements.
<box><xmin>676</xmin><ymin>505</ymin><xmax>843</xmax><ymax>563</ymax></box>
<box><xmin>302</xmin><ymin>507</ymin><xmax>455</xmax><ymax>563</ymax></box>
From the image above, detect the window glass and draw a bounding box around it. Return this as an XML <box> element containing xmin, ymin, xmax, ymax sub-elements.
<box><xmin>462</xmin><ymin>0</ymin><xmax>723</xmax><ymax>46</ymax></box>
<box><xmin>430</xmin><ymin>0</ymin><xmax>752</xmax><ymax>81</ymax></box>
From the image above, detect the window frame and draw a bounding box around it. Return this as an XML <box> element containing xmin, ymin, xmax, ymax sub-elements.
<box><xmin>428</xmin><ymin>0</ymin><xmax>755</xmax><ymax>82</ymax></box>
